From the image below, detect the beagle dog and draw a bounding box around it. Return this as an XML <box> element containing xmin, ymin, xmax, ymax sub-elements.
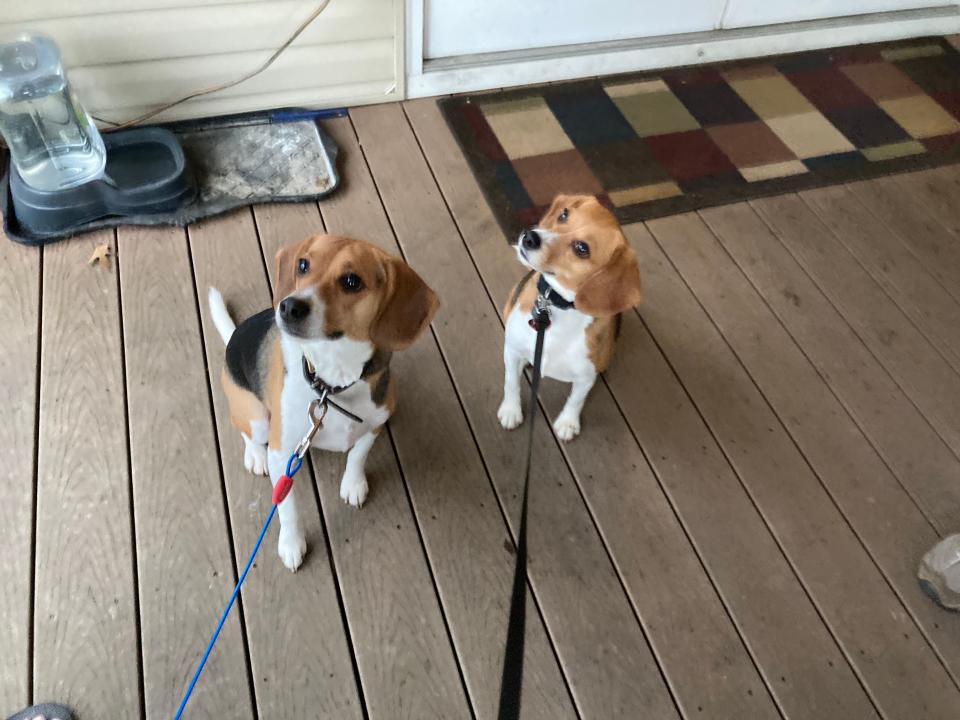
<box><xmin>498</xmin><ymin>195</ymin><xmax>642</xmax><ymax>441</ymax></box>
<box><xmin>208</xmin><ymin>234</ymin><xmax>439</xmax><ymax>571</ymax></box>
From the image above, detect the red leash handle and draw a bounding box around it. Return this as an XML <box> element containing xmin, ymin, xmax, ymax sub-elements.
<box><xmin>273</xmin><ymin>474</ymin><xmax>294</xmax><ymax>505</ymax></box>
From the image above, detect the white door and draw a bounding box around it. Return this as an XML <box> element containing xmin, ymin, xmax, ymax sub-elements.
<box><xmin>423</xmin><ymin>0</ymin><xmax>728</xmax><ymax>59</ymax></box>
<box><xmin>722</xmin><ymin>0</ymin><xmax>956</xmax><ymax>29</ymax></box>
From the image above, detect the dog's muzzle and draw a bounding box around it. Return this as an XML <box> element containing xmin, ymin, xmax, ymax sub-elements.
<box><xmin>279</xmin><ymin>296</ymin><xmax>310</xmax><ymax>323</ymax></box>
<box><xmin>519</xmin><ymin>228</ymin><xmax>541</xmax><ymax>251</ymax></box>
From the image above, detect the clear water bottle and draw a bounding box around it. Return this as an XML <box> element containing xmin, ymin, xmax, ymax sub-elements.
<box><xmin>0</xmin><ymin>32</ymin><xmax>106</xmax><ymax>192</ymax></box>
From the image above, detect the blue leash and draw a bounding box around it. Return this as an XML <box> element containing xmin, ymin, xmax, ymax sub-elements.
<box><xmin>173</xmin><ymin>451</ymin><xmax>303</xmax><ymax>720</ymax></box>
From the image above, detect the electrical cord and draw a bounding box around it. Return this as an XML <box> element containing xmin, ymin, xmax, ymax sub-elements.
<box><xmin>92</xmin><ymin>0</ymin><xmax>333</xmax><ymax>131</ymax></box>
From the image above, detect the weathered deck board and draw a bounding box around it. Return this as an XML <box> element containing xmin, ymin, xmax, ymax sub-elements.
<box><xmin>188</xmin><ymin>209</ymin><xmax>365</xmax><ymax>720</ymax></box>
<box><xmin>310</xmin><ymin>440</ymin><xmax>474</xmax><ymax>720</ymax></box>
<box><xmin>644</xmin><ymin>213</ymin><xmax>960</xmax><ymax>719</ymax></box>
<box><xmin>607</xmin><ymin>250</ymin><xmax>880</xmax><ymax>720</ymax></box>
<box><xmin>404</xmin><ymin>98</ymin><xmax>790</xmax><ymax>720</ymax></box>
<box><xmin>701</xmin><ymin>203</ymin><xmax>960</xmax><ymax>682</ymax></box>
<box><xmin>846</xmin><ymin>175</ymin><xmax>960</xmax><ymax>303</ymax></box>
<box><xmin>701</xmin><ymin>203</ymin><xmax>960</xmax><ymax>536</ymax></box>
<box><xmin>354</xmin><ymin>102</ymin><xmax>683</xmax><ymax>719</ymax></box>
<box><xmin>8</xmin><ymin>100</ymin><xmax>960</xmax><ymax>720</ymax></box>
<box><xmin>34</xmin><ymin>230</ymin><xmax>141</xmax><ymax>719</ymax></box>
<box><xmin>118</xmin><ymin>224</ymin><xmax>254</xmax><ymax>719</ymax></box>
<box><xmin>319</xmin><ymin>115</ymin><xmax>576</xmax><ymax>720</ymax></box>
<box><xmin>802</xmin><ymin>185</ymin><xmax>960</xmax><ymax>375</ymax></box>
<box><xmin>891</xmin><ymin>165</ymin><xmax>960</xmax><ymax>239</ymax></box>
<box><xmin>673</xmin><ymin>205</ymin><xmax>960</xmax><ymax>683</ymax></box>
<box><xmin>752</xmin><ymin>195</ymin><xmax>960</xmax><ymax>459</ymax></box>
<box><xmin>250</xmin><ymin>196</ymin><xmax>473</xmax><ymax>719</ymax></box>
<box><xmin>0</xmin><ymin>239</ymin><xmax>40</xmax><ymax>711</ymax></box>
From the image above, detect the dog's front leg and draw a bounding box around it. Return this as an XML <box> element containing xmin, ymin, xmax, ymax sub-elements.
<box><xmin>554</xmin><ymin>371</ymin><xmax>597</xmax><ymax>441</ymax></box>
<box><xmin>498</xmin><ymin>345</ymin><xmax>526</xmax><ymax>430</ymax></box>
<box><xmin>341</xmin><ymin>430</ymin><xmax>378</xmax><ymax>507</ymax></box>
<box><xmin>268</xmin><ymin>445</ymin><xmax>307</xmax><ymax>572</ymax></box>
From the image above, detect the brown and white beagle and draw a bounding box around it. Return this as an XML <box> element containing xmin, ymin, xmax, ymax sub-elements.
<box><xmin>498</xmin><ymin>195</ymin><xmax>642</xmax><ymax>441</ymax></box>
<box><xmin>209</xmin><ymin>234</ymin><xmax>438</xmax><ymax>571</ymax></box>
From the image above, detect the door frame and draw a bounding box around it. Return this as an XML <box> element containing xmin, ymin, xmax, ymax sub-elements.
<box><xmin>405</xmin><ymin>2</ymin><xmax>960</xmax><ymax>98</ymax></box>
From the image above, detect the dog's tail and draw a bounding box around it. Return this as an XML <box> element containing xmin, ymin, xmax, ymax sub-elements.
<box><xmin>208</xmin><ymin>287</ymin><xmax>236</xmax><ymax>345</ymax></box>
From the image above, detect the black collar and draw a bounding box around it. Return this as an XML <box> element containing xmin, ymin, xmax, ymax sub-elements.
<box><xmin>536</xmin><ymin>275</ymin><xmax>575</xmax><ymax>311</ymax></box>
<box><xmin>302</xmin><ymin>356</ymin><xmax>355</xmax><ymax>396</ymax></box>
<box><xmin>301</xmin><ymin>351</ymin><xmax>391</xmax><ymax>424</ymax></box>
<box><xmin>529</xmin><ymin>275</ymin><xmax>575</xmax><ymax>331</ymax></box>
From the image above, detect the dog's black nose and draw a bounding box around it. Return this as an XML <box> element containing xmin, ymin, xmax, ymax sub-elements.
<box><xmin>279</xmin><ymin>297</ymin><xmax>310</xmax><ymax>322</ymax></box>
<box><xmin>521</xmin><ymin>229</ymin><xmax>541</xmax><ymax>250</ymax></box>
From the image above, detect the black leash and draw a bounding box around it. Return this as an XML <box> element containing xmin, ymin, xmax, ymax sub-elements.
<box><xmin>497</xmin><ymin>294</ymin><xmax>552</xmax><ymax>720</ymax></box>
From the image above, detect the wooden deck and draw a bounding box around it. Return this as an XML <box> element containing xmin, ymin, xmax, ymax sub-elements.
<box><xmin>4</xmin><ymin>100</ymin><xmax>960</xmax><ymax>720</ymax></box>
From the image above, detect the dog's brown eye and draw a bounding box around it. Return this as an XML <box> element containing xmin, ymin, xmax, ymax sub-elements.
<box><xmin>572</xmin><ymin>240</ymin><xmax>590</xmax><ymax>258</ymax></box>
<box><xmin>297</xmin><ymin>258</ymin><xmax>310</xmax><ymax>275</ymax></box>
<box><xmin>559</xmin><ymin>208</ymin><xmax>569</xmax><ymax>222</ymax></box>
<box><xmin>339</xmin><ymin>272</ymin><xmax>363</xmax><ymax>293</ymax></box>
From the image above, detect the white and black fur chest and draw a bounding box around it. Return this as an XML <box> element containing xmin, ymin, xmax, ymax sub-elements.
<box><xmin>278</xmin><ymin>336</ymin><xmax>390</xmax><ymax>453</ymax></box>
<box><xmin>504</xmin><ymin>303</ymin><xmax>596</xmax><ymax>382</ymax></box>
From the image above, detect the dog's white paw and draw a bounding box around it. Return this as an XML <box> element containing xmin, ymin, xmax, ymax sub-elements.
<box><xmin>278</xmin><ymin>528</ymin><xmax>307</xmax><ymax>572</ymax></box>
<box><xmin>340</xmin><ymin>471</ymin><xmax>369</xmax><ymax>508</ymax></box>
<box><xmin>243</xmin><ymin>442</ymin><xmax>268</xmax><ymax>476</ymax></box>
<box><xmin>553</xmin><ymin>414</ymin><xmax>581</xmax><ymax>442</ymax></box>
<box><xmin>498</xmin><ymin>399</ymin><xmax>524</xmax><ymax>430</ymax></box>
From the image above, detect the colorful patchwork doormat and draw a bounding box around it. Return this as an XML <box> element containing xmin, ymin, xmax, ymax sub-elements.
<box><xmin>440</xmin><ymin>37</ymin><xmax>960</xmax><ymax>237</ymax></box>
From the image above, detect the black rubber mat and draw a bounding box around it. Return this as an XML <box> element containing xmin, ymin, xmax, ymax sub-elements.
<box><xmin>2</xmin><ymin>109</ymin><xmax>341</xmax><ymax>246</ymax></box>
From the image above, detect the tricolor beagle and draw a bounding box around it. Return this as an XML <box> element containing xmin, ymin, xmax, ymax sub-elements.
<box><xmin>209</xmin><ymin>234</ymin><xmax>439</xmax><ymax>571</ymax></box>
<box><xmin>498</xmin><ymin>195</ymin><xmax>642</xmax><ymax>441</ymax></box>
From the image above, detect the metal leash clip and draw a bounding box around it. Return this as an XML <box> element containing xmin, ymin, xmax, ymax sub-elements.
<box><xmin>529</xmin><ymin>293</ymin><xmax>553</xmax><ymax>331</ymax></box>
<box><xmin>294</xmin><ymin>395</ymin><xmax>329</xmax><ymax>459</ymax></box>
<box><xmin>535</xmin><ymin>292</ymin><xmax>551</xmax><ymax>315</ymax></box>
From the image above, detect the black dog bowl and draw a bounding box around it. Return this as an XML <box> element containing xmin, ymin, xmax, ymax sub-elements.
<box><xmin>10</xmin><ymin>126</ymin><xmax>195</xmax><ymax>238</ymax></box>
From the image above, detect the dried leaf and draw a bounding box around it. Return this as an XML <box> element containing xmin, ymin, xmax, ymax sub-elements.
<box><xmin>88</xmin><ymin>242</ymin><xmax>111</xmax><ymax>270</ymax></box>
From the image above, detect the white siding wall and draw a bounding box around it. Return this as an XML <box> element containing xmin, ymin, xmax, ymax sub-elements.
<box><xmin>0</xmin><ymin>0</ymin><xmax>403</xmax><ymax>124</ymax></box>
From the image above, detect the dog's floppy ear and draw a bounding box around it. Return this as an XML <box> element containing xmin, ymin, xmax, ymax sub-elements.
<box><xmin>575</xmin><ymin>243</ymin><xmax>642</xmax><ymax>317</ymax></box>
<box><xmin>273</xmin><ymin>241</ymin><xmax>302</xmax><ymax>308</ymax></box>
<box><xmin>371</xmin><ymin>257</ymin><xmax>439</xmax><ymax>351</ymax></box>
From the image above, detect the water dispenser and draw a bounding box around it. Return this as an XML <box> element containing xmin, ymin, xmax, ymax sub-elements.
<box><xmin>0</xmin><ymin>32</ymin><xmax>107</xmax><ymax>191</ymax></box>
<box><xmin>0</xmin><ymin>32</ymin><xmax>195</xmax><ymax>240</ymax></box>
